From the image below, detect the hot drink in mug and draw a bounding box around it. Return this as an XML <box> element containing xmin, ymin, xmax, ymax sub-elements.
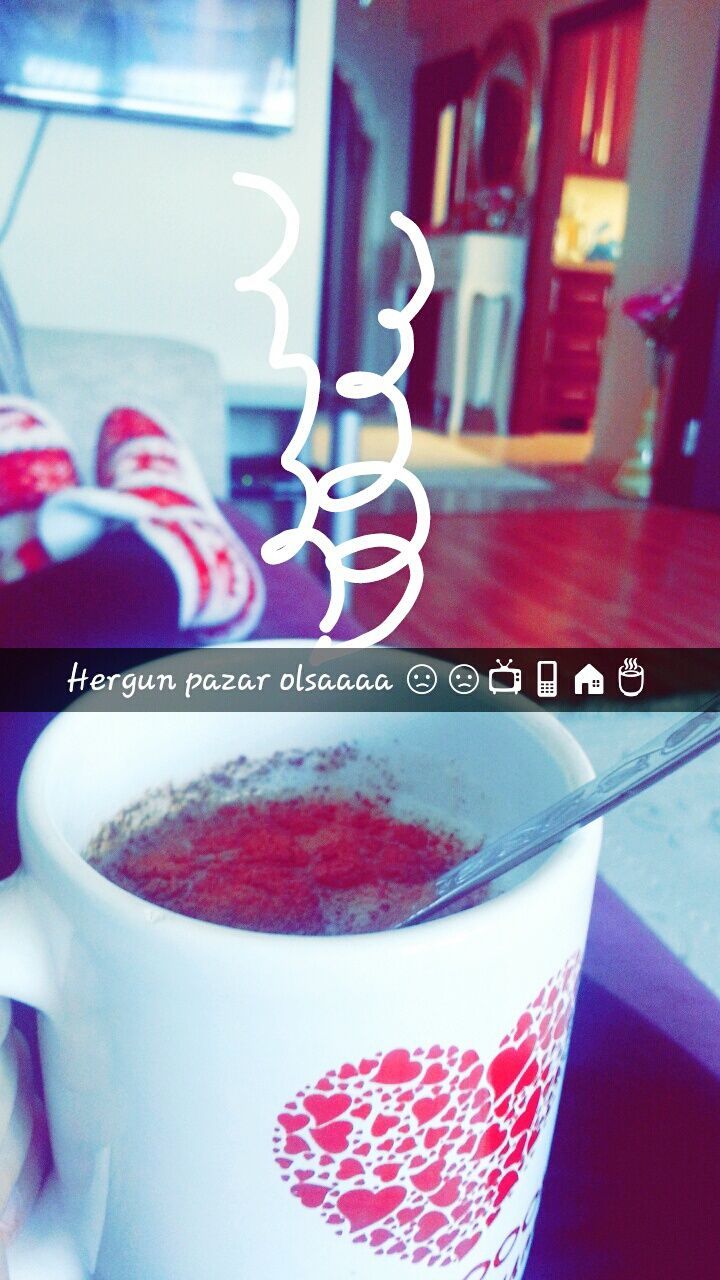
<box><xmin>0</xmin><ymin>655</ymin><xmax>601</xmax><ymax>1278</ymax></box>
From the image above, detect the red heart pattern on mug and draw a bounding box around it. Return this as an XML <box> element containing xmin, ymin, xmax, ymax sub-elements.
<box><xmin>273</xmin><ymin>956</ymin><xmax>579</xmax><ymax>1267</ymax></box>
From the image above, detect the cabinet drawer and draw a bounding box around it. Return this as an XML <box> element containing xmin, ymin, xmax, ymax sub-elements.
<box><xmin>545</xmin><ymin>326</ymin><xmax>605</xmax><ymax>364</ymax></box>
<box><xmin>550</xmin><ymin>273</ymin><xmax>612</xmax><ymax>315</ymax></box>
<box><xmin>543</xmin><ymin>376</ymin><xmax>598</xmax><ymax>420</ymax></box>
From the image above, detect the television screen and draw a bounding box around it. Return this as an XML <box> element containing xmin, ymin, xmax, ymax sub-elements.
<box><xmin>0</xmin><ymin>1</ymin><xmax>297</xmax><ymax>131</ymax></box>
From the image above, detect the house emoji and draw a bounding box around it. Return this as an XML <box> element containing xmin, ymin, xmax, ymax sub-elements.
<box><xmin>575</xmin><ymin>664</ymin><xmax>604</xmax><ymax>695</ymax></box>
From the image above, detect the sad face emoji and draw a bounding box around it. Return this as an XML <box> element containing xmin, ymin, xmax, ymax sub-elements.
<box><xmin>406</xmin><ymin>664</ymin><xmax>438</xmax><ymax>696</ymax></box>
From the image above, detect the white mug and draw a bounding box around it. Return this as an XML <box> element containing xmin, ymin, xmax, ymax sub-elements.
<box><xmin>0</xmin><ymin>677</ymin><xmax>601</xmax><ymax>1279</ymax></box>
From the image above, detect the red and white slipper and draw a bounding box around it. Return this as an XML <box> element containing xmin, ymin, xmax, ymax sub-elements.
<box><xmin>0</xmin><ymin>397</ymin><xmax>80</xmax><ymax>584</ymax></box>
<box><xmin>41</xmin><ymin>407</ymin><xmax>265</xmax><ymax>638</ymax></box>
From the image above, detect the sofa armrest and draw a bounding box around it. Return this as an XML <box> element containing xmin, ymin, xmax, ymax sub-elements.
<box><xmin>23</xmin><ymin>327</ymin><xmax>229</xmax><ymax>497</ymax></box>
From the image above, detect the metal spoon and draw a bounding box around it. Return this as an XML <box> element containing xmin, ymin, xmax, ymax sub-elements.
<box><xmin>398</xmin><ymin>697</ymin><xmax>720</xmax><ymax>928</ymax></box>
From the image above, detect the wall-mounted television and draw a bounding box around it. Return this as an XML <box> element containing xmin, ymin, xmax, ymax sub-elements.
<box><xmin>0</xmin><ymin>1</ymin><xmax>297</xmax><ymax>131</ymax></box>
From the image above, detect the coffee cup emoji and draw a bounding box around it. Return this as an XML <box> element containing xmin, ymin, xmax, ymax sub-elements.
<box><xmin>618</xmin><ymin>658</ymin><xmax>644</xmax><ymax>697</ymax></box>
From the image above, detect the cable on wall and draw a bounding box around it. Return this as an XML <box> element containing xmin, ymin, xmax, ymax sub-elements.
<box><xmin>0</xmin><ymin>110</ymin><xmax>51</xmax><ymax>247</ymax></box>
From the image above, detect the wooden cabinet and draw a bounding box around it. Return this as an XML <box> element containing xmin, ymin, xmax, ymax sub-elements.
<box><xmin>541</xmin><ymin>267</ymin><xmax>614</xmax><ymax>430</ymax></box>
<box><xmin>566</xmin><ymin>8</ymin><xmax>644</xmax><ymax>178</ymax></box>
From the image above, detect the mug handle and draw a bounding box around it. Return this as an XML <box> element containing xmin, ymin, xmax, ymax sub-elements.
<box><xmin>0</xmin><ymin>870</ymin><xmax>88</xmax><ymax>1278</ymax></box>
<box><xmin>0</xmin><ymin>870</ymin><xmax>57</xmax><ymax>1015</ymax></box>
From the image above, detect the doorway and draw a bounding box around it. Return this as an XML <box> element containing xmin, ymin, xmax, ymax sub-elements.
<box><xmin>512</xmin><ymin>0</ymin><xmax>647</xmax><ymax>439</ymax></box>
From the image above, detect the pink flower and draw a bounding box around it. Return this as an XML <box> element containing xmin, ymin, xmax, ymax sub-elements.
<box><xmin>622</xmin><ymin>281</ymin><xmax>685</xmax><ymax>347</ymax></box>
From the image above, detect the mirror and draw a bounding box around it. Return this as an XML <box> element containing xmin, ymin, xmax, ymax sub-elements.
<box><xmin>463</xmin><ymin>21</ymin><xmax>542</xmax><ymax>228</ymax></box>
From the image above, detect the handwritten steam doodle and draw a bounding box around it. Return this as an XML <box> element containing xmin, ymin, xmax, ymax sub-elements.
<box><xmin>233</xmin><ymin>172</ymin><xmax>434</xmax><ymax>647</ymax></box>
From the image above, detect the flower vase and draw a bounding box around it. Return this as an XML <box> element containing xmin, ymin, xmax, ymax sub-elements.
<box><xmin>613</xmin><ymin>338</ymin><xmax>666</xmax><ymax>500</ymax></box>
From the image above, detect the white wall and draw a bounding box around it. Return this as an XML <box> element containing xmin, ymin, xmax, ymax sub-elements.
<box><xmin>0</xmin><ymin>0</ymin><xmax>337</xmax><ymax>399</ymax></box>
<box><xmin>334</xmin><ymin>0</ymin><xmax>419</xmax><ymax>374</ymax></box>
<box><xmin>409</xmin><ymin>0</ymin><xmax>720</xmax><ymax>460</ymax></box>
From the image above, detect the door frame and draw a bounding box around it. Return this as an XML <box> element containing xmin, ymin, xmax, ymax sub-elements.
<box><xmin>552</xmin><ymin>0</ymin><xmax>647</xmax><ymax>37</ymax></box>
<box><xmin>318</xmin><ymin>71</ymin><xmax>372</xmax><ymax>384</ymax></box>
<box><xmin>510</xmin><ymin>0</ymin><xmax>647</xmax><ymax>434</ymax></box>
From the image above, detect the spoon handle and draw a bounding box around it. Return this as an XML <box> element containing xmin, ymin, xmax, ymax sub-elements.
<box><xmin>400</xmin><ymin>697</ymin><xmax>720</xmax><ymax>928</ymax></box>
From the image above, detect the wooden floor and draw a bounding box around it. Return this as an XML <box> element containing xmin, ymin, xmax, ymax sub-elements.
<box><xmin>354</xmin><ymin>505</ymin><xmax>720</xmax><ymax>646</ymax></box>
